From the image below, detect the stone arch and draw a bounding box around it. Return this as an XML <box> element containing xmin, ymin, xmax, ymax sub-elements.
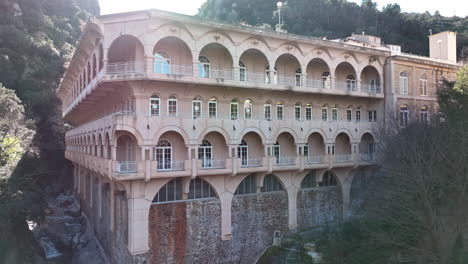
<box><xmin>333</xmin><ymin>128</ymin><xmax>354</xmax><ymax>142</ymax></box>
<box><xmin>152</xmin><ymin>36</ymin><xmax>194</xmax><ymax>68</ymax></box>
<box><xmin>196</xmin><ymin>30</ymin><xmax>235</xmax><ymax>64</ymax></box>
<box><xmin>107</xmin><ymin>34</ymin><xmax>145</xmax><ymax>64</ymax></box>
<box><xmin>273</xmin><ymin>128</ymin><xmax>299</xmax><ymax>144</ymax></box>
<box><xmin>237</xmin><ymin>127</ymin><xmax>266</xmax><ymax>145</ymax></box>
<box><xmin>306</xmin><ymin>57</ymin><xmax>332</xmax><ymax>82</ymax></box>
<box><xmin>152</xmin><ymin>126</ymin><xmax>190</xmax><ymax>146</ymax></box>
<box><xmin>112</xmin><ymin>125</ymin><xmax>144</xmax><ymax>146</ymax></box>
<box><xmin>305</xmin><ymin>128</ymin><xmax>328</xmax><ymax>143</ymax></box>
<box><xmin>306</xmin><ymin>47</ymin><xmax>333</xmax><ymax>62</ymax></box>
<box><xmin>196</xmin><ymin>126</ymin><xmax>231</xmax><ymax>145</ymax></box>
<box><xmin>259</xmin><ymin>173</ymin><xmax>287</xmax><ymax>191</ymax></box>
<box><xmin>148</xmin><ymin>22</ymin><xmax>195</xmax><ymax>46</ymax></box>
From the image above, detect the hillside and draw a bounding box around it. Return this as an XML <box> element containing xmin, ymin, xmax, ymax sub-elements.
<box><xmin>198</xmin><ymin>0</ymin><xmax>468</xmax><ymax>61</ymax></box>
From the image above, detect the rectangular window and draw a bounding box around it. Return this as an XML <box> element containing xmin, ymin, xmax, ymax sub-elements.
<box><xmin>150</xmin><ymin>98</ymin><xmax>160</xmax><ymax>116</ymax></box>
<box><xmin>400</xmin><ymin>111</ymin><xmax>409</xmax><ymax>127</ymax></box>
<box><xmin>373</xmin><ymin>111</ymin><xmax>377</xmax><ymax>122</ymax></box>
<box><xmin>356</xmin><ymin>110</ymin><xmax>361</xmax><ymax>122</ymax></box>
<box><xmin>347</xmin><ymin>109</ymin><xmax>352</xmax><ymax>122</ymax></box>
<box><xmin>294</xmin><ymin>106</ymin><xmax>301</xmax><ymax>121</ymax></box>
<box><xmin>303</xmin><ymin>145</ymin><xmax>309</xmax><ymax>157</ymax></box>
<box><xmin>192</xmin><ymin>100</ymin><xmax>201</xmax><ymax>119</ymax></box>
<box><xmin>230</xmin><ymin>102</ymin><xmax>239</xmax><ymax>120</ymax></box>
<box><xmin>331</xmin><ymin>108</ymin><xmax>338</xmax><ymax>121</ymax></box>
<box><xmin>208</xmin><ymin>101</ymin><xmax>217</xmax><ymax>118</ymax></box>
<box><xmin>368</xmin><ymin>111</ymin><xmax>373</xmax><ymax>122</ymax></box>
<box><xmin>400</xmin><ymin>77</ymin><xmax>408</xmax><ymax>95</ymax></box>
<box><xmin>305</xmin><ymin>106</ymin><xmax>312</xmax><ymax>120</ymax></box>
<box><xmin>244</xmin><ymin>101</ymin><xmax>252</xmax><ymax>119</ymax></box>
<box><xmin>168</xmin><ymin>99</ymin><xmax>177</xmax><ymax>116</ymax></box>
<box><xmin>321</xmin><ymin>108</ymin><xmax>328</xmax><ymax>121</ymax></box>
<box><xmin>264</xmin><ymin>104</ymin><xmax>271</xmax><ymax>120</ymax></box>
<box><xmin>276</xmin><ymin>104</ymin><xmax>284</xmax><ymax>120</ymax></box>
<box><xmin>420</xmin><ymin>79</ymin><xmax>428</xmax><ymax>96</ymax></box>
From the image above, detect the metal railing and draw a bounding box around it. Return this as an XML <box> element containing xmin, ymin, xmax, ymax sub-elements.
<box><xmin>243</xmin><ymin>72</ymin><xmax>267</xmax><ymax>83</ymax></box>
<box><xmin>156</xmin><ymin>160</ymin><xmax>185</xmax><ymax>171</ymax></box>
<box><xmin>199</xmin><ymin>68</ymin><xmax>234</xmax><ymax>80</ymax></box>
<box><xmin>154</xmin><ymin>64</ymin><xmax>193</xmax><ymax>76</ymax></box>
<box><xmin>117</xmin><ymin>161</ymin><xmax>137</xmax><ymax>173</ymax></box>
<box><xmin>278</xmin><ymin>76</ymin><xmax>301</xmax><ymax>86</ymax></box>
<box><xmin>335</xmin><ymin>154</ymin><xmax>353</xmax><ymax>163</ymax></box>
<box><xmin>362</xmin><ymin>84</ymin><xmax>381</xmax><ymax>94</ymax></box>
<box><xmin>106</xmin><ymin>62</ymin><xmax>145</xmax><ymax>74</ymax></box>
<box><xmin>201</xmin><ymin>159</ymin><xmax>226</xmax><ymax>169</ymax></box>
<box><xmin>275</xmin><ymin>156</ymin><xmax>297</xmax><ymax>166</ymax></box>
<box><xmin>240</xmin><ymin>158</ymin><xmax>263</xmax><ymax>168</ymax></box>
<box><xmin>306</xmin><ymin>79</ymin><xmax>328</xmax><ymax>89</ymax></box>
<box><xmin>336</xmin><ymin>81</ymin><xmax>357</xmax><ymax>92</ymax></box>
<box><xmin>306</xmin><ymin>155</ymin><xmax>324</xmax><ymax>164</ymax></box>
<box><xmin>359</xmin><ymin>153</ymin><xmax>376</xmax><ymax>162</ymax></box>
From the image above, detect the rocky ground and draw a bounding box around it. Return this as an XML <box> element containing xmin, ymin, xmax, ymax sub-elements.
<box><xmin>31</xmin><ymin>190</ymin><xmax>107</xmax><ymax>264</ymax></box>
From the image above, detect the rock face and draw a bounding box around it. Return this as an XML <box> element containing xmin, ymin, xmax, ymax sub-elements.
<box><xmin>32</xmin><ymin>190</ymin><xmax>106</xmax><ymax>264</ymax></box>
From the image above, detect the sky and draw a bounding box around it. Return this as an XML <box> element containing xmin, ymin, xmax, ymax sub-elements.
<box><xmin>99</xmin><ymin>0</ymin><xmax>468</xmax><ymax>17</ymax></box>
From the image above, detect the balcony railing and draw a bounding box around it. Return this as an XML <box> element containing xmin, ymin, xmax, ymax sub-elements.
<box><xmin>201</xmin><ymin>159</ymin><xmax>226</xmax><ymax>169</ymax></box>
<box><xmin>306</xmin><ymin>155</ymin><xmax>324</xmax><ymax>164</ymax></box>
<box><xmin>199</xmin><ymin>68</ymin><xmax>234</xmax><ymax>80</ymax></box>
<box><xmin>306</xmin><ymin>79</ymin><xmax>328</xmax><ymax>89</ymax></box>
<box><xmin>156</xmin><ymin>160</ymin><xmax>185</xmax><ymax>171</ymax></box>
<box><xmin>335</xmin><ymin>154</ymin><xmax>353</xmax><ymax>163</ymax></box>
<box><xmin>240</xmin><ymin>158</ymin><xmax>263</xmax><ymax>168</ymax></box>
<box><xmin>278</xmin><ymin>76</ymin><xmax>301</xmax><ymax>86</ymax></box>
<box><xmin>336</xmin><ymin>81</ymin><xmax>357</xmax><ymax>92</ymax></box>
<box><xmin>359</xmin><ymin>153</ymin><xmax>376</xmax><ymax>162</ymax></box>
<box><xmin>153</xmin><ymin>64</ymin><xmax>193</xmax><ymax>76</ymax></box>
<box><xmin>362</xmin><ymin>84</ymin><xmax>381</xmax><ymax>94</ymax></box>
<box><xmin>107</xmin><ymin>62</ymin><xmax>145</xmax><ymax>74</ymax></box>
<box><xmin>275</xmin><ymin>156</ymin><xmax>297</xmax><ymax>166</ymax></box>
<box><xmin>117</xmin><ymin>161</ymin><xmax>137</xmax><ymax>173</ymax></box>
<box><xmin>243</xmin><ymin>72</ymin><xmax>267</xmax><ymax>83</ymax></box>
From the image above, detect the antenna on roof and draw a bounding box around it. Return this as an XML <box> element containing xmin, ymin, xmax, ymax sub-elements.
<box><xmin>429</xmin><ymin>29</ymin><xmax>433</xmax><ymax>35</ymax></box>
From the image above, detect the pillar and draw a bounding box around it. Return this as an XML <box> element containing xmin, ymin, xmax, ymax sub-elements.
<box><xmin>127</xmin><ymin>182</ymin><xmax>151</xmax><ymax>255</ymax></box>
<box><xmin>220</xmin><ymin>192</ymin><xmax>233</xmax><ymax>240</ymax></box>
<box><xmin>286</xmin><ymin>186</ymin><xmax>299</xmax><ymax>229</ymax></box>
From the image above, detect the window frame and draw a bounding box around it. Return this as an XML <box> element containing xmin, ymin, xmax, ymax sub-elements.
<box><xmin>167</xmin><ymin>96</ymin><xmax>178</xmax><ymax>117</ymax></box>
<box><xmin>264</xmin><ymin>102</ymin><xmax>272</xmax><ymax>121</ymax></box>
<box><xmin>399</xmin><ymin>71</ymin><xmax>409</xmax><ymax>95</ymax></box>
<box><xmin>276</xmin><ymin>102</ymin><xmax>284</xmax><ymax>120</ymax></box>
<box><xmin>150</xmin><ymin>95</ymin><xmax>160</xmax><ymax>117</ymax></box>
<box><xmin>230</xmin><ymin>99</ymin><xmax>239</xmax><ymax>120</ymax></box>
<box><xmin>305</xmin><ymin>105</ymin><xmax>312</xmax><ymax>121</ymax></box>
<box><xmin>294</xmin><ymin>103</ymin><xmax>302</xmax><ymax>121</ymax></box>
<box><xmin>192</xmin><ymin>97</ymin><xmax>202</xmax><ymax>119</ymax></box>
<box><xmin>208</xmin><ymin>98</ymin><xmax>217</xmax><ymax>118</ymax></box>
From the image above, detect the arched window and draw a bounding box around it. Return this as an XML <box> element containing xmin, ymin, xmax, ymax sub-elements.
<box><xmin>322</xmin><ymin>72</ymin><xmax>331</xmax><ymax>89</ymax></box>
<box><xmin>399</xmin><ymin>105</ymin><xmax>409</xmax><ymax>127</ymax></box>
<box><xmin>192</xmin><ymin>96</ymin><xmax>202</xmax><ymax>119</ymax></box>
<box><xmin>199</xmin><ymin>139</ymin><xmax>212</xmax><ymax>168</ymax></box>
<box><xmin>276</xmin><ymin>102</ymin><xmax>284</xmax><ymax>120</ymax></box>
<box><xmin>346</xmin><ymin>75</ymin><xmax>356</xmax><ymax>91</ymax></box>
<box><xmin>92</xmin><ymin>54</ymin><xmax>97</xmax><ymax>78</ymax></box>
<box><xmin>167</xmin><ymin>95</ymin><xmax>178</xmax><ymax>116</ymax></box>
<box><xmin>230</xmin><ymin>99</ymin><xmax>239</xmax><ymax>120</ymax></box>
<box><xmin>187</xmin><ymin>178</ymin><xmax>217</xmax><ymax>199</ymax></box>
<box><xmin>419</xmin><ymin>73</ymin><xmax>428</xmax><ymax>96</ymax></box>
<box><xmin>208</xmin><ymin>97</ymin><xmax>217</xmax><ymax>118</ymax></box>
<box><xmin>238</xmin><ymin>140</ymin><xmax>248</xmax><ymax>166</ymax></box>
<box><xmin>319</xmin><ymin>171</ymin><xmax>338</xmax><ymax>187</ymax></box>
<box><xmin>295</xmin><ymin>68</ymin><xmax>302</xmax><ymax>86</ymax></box>
<box><xmin>234</xmin><ymin>175</ymin><xmax>257</xmax><ymax>195</ymax></box>
<box><xmin>420</xmin><ymin>106</ymin><xmax>428</xmax><ymax>122</ymax></box>
<box><xmin>155</xmin><ymin>139</ymin><xmax>172</xmax><ymax>170</ymax></box>
<box><xmin>152</xmin><ymin>178</ymin><xmax>183</xmax><ymax>203</ymax></box>
<box><xmin>264</xmin><ymin>101</ymin><xmax>272</xmax><ymax>121</ymax></box>
<box><xmin>273</xmin><ymin>141</ymin><xmax>280</xmax><ymax>165</ymax></box>
<box><xmin>154</xmin><ymin>51</ymin><xmax>171</xmax><ymax>74</ymax></box>
<box><xmin>399</xmin><ymin>71</ymin><xmax>408</xmax><ymax>94</ymax></box>
<box><xmin>198</xmin><ymin>56</ymin><xmax>210</xmax><ymax>78</ymax></box>
<box><xmin>239</xmin><ymin>61</ymin><xmax>246</xmax><ymax>82</ymax></box>
<box><xmin>150</xmin><ymin>95</ymin><xmax>160</xmax><ymax>116</ymax></box>
<box><xmin>301</xmin><ymin>171</ymin><xmax>317</xmax><ymax>189</ymax></box>
<box><xmin>294</xmin><ymin>103</ymin><xmax>302</xmax><ymax>121</ymax></box>
<box><xmin>261</xmin><ymin>174</ymin><xmax>284</xmax><ymax>192</ymax></box>
<box><xmin>265</xmin><ymin>65</ymin><xmax>277</xmax><ymax>84</ymax></box>
<box><xmin>244</xmin><ymin>99</ymin><xmax>253</xmax><ymax>119</ymax></box>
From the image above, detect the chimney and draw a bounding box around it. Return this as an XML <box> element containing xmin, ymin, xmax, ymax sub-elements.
<box><xmin>429</xmin><ymin>31</ymin><xmax>457</xmax><ymax>63</ymax></box>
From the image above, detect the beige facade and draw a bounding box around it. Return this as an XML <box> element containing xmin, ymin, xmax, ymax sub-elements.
<box><xmin>58</xmin><ymin>9</ymin><xmax>460</xmax><ymax>262</ymax></box>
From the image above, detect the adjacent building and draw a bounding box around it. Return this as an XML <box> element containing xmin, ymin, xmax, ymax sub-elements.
<box><xmin>58</xmin><ymin>9</ymin><xmax>460</xmax><ymax>264</ymax></box>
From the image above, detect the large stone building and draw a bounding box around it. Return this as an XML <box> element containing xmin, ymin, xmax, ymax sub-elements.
<box><xmin>58</xmin><ymin>9</ymin><xmax>461</xmax><ymax>264</ymax></box>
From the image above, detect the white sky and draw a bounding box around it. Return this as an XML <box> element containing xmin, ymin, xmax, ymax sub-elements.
<box><xmin>99</xmin><ymin>0</ymin><xmax>468</xmax><ymax>17</ymax></box>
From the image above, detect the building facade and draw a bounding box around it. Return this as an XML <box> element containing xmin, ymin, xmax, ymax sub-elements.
<box><xmin>58</xmin><ymin>9</ymin><xmax>460</xmax><ymax>264</ymax></box>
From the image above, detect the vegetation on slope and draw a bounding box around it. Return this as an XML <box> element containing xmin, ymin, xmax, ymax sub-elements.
<box><xmin>0</xmin><ymin>0</ymin><xmax>99</xmax><ymax>262</ymax></box>
<box><xmin>198</xmin><ymin>0</ymin><xmax>468</xmax><ymax>61</ymax></box>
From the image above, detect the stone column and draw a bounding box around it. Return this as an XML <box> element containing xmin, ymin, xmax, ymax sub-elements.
<box><xmin>220</xmin><ymin>192</ymin><xmax>234</xmax><ymax>240</ymax></box>
<box><xmin>286</xmin><ymin>186</ymin><xmax>299</xmax><ymax>229</ymax></box>
<box><xmin>127</xmin><ymin>182</ymin><xmax>151</xmax><ymax>255</ymax></box>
